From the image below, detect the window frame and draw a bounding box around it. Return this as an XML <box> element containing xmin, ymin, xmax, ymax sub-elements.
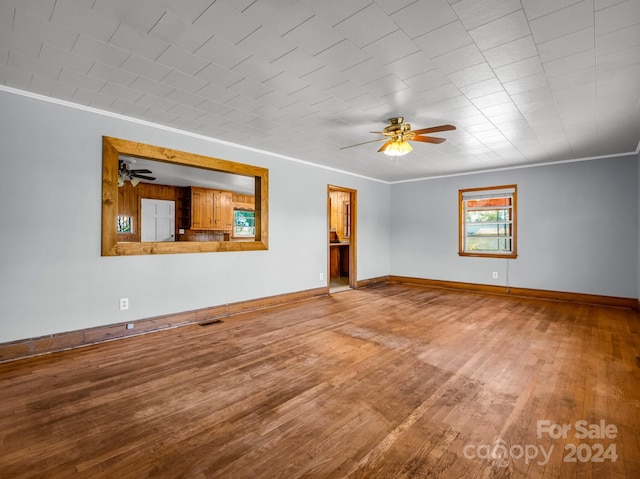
<box><xmin>458</xmin><ymin>184</ymin><xmax>517</xmax><ymax>259</ymax></box>
<box><xmin>233</xmin><ymin>209</ymin><xmax>256</xmax><ymax>238</ymax></box>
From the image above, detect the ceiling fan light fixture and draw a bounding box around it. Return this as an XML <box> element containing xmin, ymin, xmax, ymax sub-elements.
<box><xmin>383</xmin><ymin>140</ymin><xmax>413</xmax><ymax>157</ymax></box>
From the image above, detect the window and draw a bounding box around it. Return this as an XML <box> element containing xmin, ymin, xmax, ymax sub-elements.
<box><xmin>117</xmin><ymin>216</ymin><xmax>132</xmax><ymax>233</ymax></box>
<box><xmin>459</xmin><ymin>185</ymin><xmax>517</xmax><ymax>258</ymax></box>
<box><xmin>234</xmin><ymin>209</ymin><xmax>255</xmax><ymax>237</ymax></box>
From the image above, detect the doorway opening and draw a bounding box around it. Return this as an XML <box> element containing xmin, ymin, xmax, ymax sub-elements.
<box><xmin>328</xmin><ymin>185</ymin><xmax>357</xmax><ymax>293</ymax></box>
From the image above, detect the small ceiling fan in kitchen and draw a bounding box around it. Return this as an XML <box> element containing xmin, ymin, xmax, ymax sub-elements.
<box><xmin>341</xmin><ymin>117</ymin><xmax>456</xmax><ymax>157</ymax></box>
<box><xmin>118</xmin><ymin>158</ymin><xmax>156</xmax><ymax>187</ymax></box>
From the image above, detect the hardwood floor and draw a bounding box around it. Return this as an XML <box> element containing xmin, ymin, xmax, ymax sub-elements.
<box><xmin>1</xmin><ymin>284</ymin><xmax>639</xmax><ymax>478</ymax></box>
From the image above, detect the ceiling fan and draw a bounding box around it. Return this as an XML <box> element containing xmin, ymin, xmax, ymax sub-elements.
<box><xmin>118</xmin><ymin>159</ymin><xmax>156</xmax><ymax>187</ymax></box>
<box><xmin>341</xmin><ymin>117</ymin><xmax>456</xmax><ymax>157</ymax></box>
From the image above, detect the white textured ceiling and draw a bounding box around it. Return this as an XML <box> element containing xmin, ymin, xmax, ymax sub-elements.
<box><xmin>1</xmin><ymin>0</ymin><xmax>639</xmax><ymax>181</ymax></box>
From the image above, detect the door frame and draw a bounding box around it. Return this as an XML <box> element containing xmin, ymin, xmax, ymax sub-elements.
<box><xmin>327</xmin><ymin>185</ymin><xmax>357</xmax><ymax>290</ymax></box>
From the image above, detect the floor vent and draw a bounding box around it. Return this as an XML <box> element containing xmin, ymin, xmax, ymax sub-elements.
<box><xmin>199</xmin><ymin>319</ymin><xmax>223</xmax><ymax>326</ymax></box>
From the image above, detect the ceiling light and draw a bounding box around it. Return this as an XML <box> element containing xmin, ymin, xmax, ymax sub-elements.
<box><xmin>130</xmin><ymin>177</ymin><xmax>140</xmax><ymax>187</ymax></box>
<box><xmin>383</xmin><ymin>140</ymin><xmax>413</xmax><ymax>157</ymax></box>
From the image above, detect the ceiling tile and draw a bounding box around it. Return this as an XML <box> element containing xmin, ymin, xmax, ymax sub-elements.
<box><xmin>270</xmin><ymin>48</ymin><xmax>324</xmax><ymax>78</ymax></box>
<box><xmin>59</xmin><ymin>68</ymin><xmax>106</xmax><ymax>92</ymax></box>
<box><xmin>7</xmin><ymin>52</ymin><xmax>61</xmax><ymax>81</ymax></box>
<box><xmin>109</xmin><ymin>23</ymin><xmax>169</xmax><ymax>61</ymax></box>
<box><xmin>364</xmin><ymin>74</ymin><xmax>409</xmax><ymax>97</ymax></box>
<box><xmin>521</xmin><ymin>0</ymin><xmax>585</xmax><ymax>21</ymax></box>
<box><xmin>315</xmin><ymin>39</ymin><xmax>369</xmax><ymax>73</ymax></box>
<box><xmin>363</xmin><ymin>29</ymin><xmax>419</xmax><ymax>66</ymax></box>
<box><xmin>120</xmin><ymin>54</ymin><xmax>172</xmax><ymax>82</ymax></box>
<box><xmin>469</xmin><ymin>10</ymin><xmax>531</xmax><ymax>51</ymax></box>
<box><xmin>100</xmin><ymin>82</ymin><xmax>144</xmax><ymax>104</ymax></box>
<box><xmin>232</xmin><ymin>56</ymin><xmax>283</xmax><ymax>84</ymax></box>
<box><xmin>385</xmin><ymin>51</ymin><xmax>438</xmax><ymax>80</ymax></box>
<box><xmin>483</xmin><ymin>35</ymin><xmax>538</xmax><ymax>69</ymax></box>
<box><xmin>403</xmin><ymin>68</ymin><xmax>450</xmax><ymax>92</ymax></box>
<box><xmin>432</xmin><ymin>43</ymin><xmax>485</xmax><ymax>74</ymax></box>
<box><xmin>91</xmin><ymin>0</ymin><xmax>165</xmax><ymax>33</ymax></box>
<box><xmin>300</xmin><ymin>66</ymin><xmax>347</xmax><ymax>90</ymax></box>
<box><xmin>459</xmin><ymin>77</ymin><xmax>504</xmax><ymax>99</ymax></box>
<box><xmin>595</xmin><ymin>0</ymin><xmax>640</xmax><ymax>36</ymax></box>
<box><xmin>6</xmin><ymin>30</ymin><xmax>43</xmax><ymax>59</ymax></box>
<box><xmin>543</xmin><ymin>49</ymin><xmax>595</xmax><ymax>77</ymax></box>
<box><xmin>39</xmin><ymin>43</ymin><xmax>93</xmax><ymax>74</ymax></box>
<box><xmin>537</xmin><ymin>27</ymin><xmax>594</xmax><ymax>63</ymax></box>
<box><xmin>283</xmin><ymin>16</ymin><xmax>344</xmax><ymax>56</ymax></box>
<box><xmin>243</xmin><ymin>0</ymin><xmax>314</xmax><ymax>36</ymax></box>
<box><xmin>87</xmin><ymin>61</ymin><xmax>137</xmax><ymax>86</ymax></box>
<box><xmin>529</xmin><ymin>1</ymin><xmax>594</xmax><ymax>44</ymax></box>
<box><xmin>163</xmin><ymin>69</ymin><xmax>208</xmax><ymax>93</ymax></box>
<box><xmin>263</xmin><ymin>71</ymin><xmax>310</xmax><ymax>96</ymax></box>
<box><xmin>0</xmin><ymin>3</ymin><xmax>15</xmax><ymax>31</ymax></box>
<box><xmin>49</xmin><ymin>0</ymin><xmax>119</xmax><ymax>42</ymax></box>
<box><xmin>129</xmin><ymin>76</ymin><xmax>174</xmax><ymax>98</ymax></box>
<box><xmin>147</xmin><ymin>12</ymin><xmax>213</xmax><ymax>53</ymax></box>
<box><xmin>298</xmin><ymin>0</ymin><xmax>372</xmax><ymax>27</ymax></box>
<box><xmin>494</xmin><ymin>56</ymin><xmax>543</xmax><ymax>83</ymax></box>
<box><xmin>236</xmin><ymin>27</ymin><xmax>296</xmax><ymax>64</ymax></box>
<box><xmin>452</xmin><ymin>0</ymin><xmax>522</xmax><ymax>31</ymax></box>
<box><xmin>194</xmin><ymin>35</ymin><xmax>251</xmax><ymax>70</ymax></box>
<box><xmin>227</xmin><ymin>77</ymin><xmax>273</xmax><ymax>101</ymax></box>
<box><xmin>155</xmin><ymin>45</ymin><xmax>210</xmax><ymax>75</ymax></box>
<box><xmin>72</xmin><ymin>35</ymin><xmax>130</xmax><ymax>69</ymax></box>
<box><xmin>193</xmin><ymin>1</ymin><xmax>261</xmax><ymax>45</ymax></box>
<box><xmin>334</xmin><ymin>3</ymin><xmax>398</xmax><ymax>47</ymax></box>
<box><xmin>596</xmin><ymin>24</ymin><xmax>640</xmax><ymax>57</ymax></box>
<box><xmin>13</xmin><ymin>9</ymin><xmax>77</xmax><ymax>51</ymax></box>
<box><xmin>161</xmin><ymin>0</ymin><xmax>216</xmax><ymax>24</ymax></box>
<box><xmin>413</xmin><ymin>20</ymin><xmax>473</xmax><ymax>58</ymax></box>
<box><xmin>341</xmin><ymin>58</ymin><xmax>388</xmax><ymax>85</ymax></box>
<box><xmin>391</xmin><ymin>0</ymin><xmax>457</xmax><ymax>38</ymax></box>
<box><xmin>195</xmin><ymin>62</ymin><xmax>243</xmax><ymax>88</ymax></box>
<box><xmin>502</xmin><ymin>72</ymin><xmax>549</xmax><ymax>95</ymax></box>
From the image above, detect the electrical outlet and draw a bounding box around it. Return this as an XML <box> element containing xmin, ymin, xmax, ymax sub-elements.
<box><xmin>119</xmin><ymin>298</ymin><xmax>129</xmax><ymax>310</ymax></box>
<box><xmin>492</xmin><ymin>272</ymin><xmax>498</xmax><ymax>279</ymax></box>
<box><xmin>126</xmin><ymin>323</ymin><xmax>134</xmax><ymax>330</ymax></box>
<box><xmin>319</xmin><ymin>272</ymin><xmax>324</xmax><ymax>281</ymax></box>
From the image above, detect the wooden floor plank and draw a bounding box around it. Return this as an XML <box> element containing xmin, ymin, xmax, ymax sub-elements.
<box><xmin>1</xmin><ymin>284</ymin><xmax>639</xmax><ymax>478</ymax></box>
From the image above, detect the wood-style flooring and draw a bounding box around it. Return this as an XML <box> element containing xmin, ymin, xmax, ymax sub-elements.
<box><xmin>1</xmin><ymin>284</ymin><xmax>639</xmax><ymax>478</ymax></box>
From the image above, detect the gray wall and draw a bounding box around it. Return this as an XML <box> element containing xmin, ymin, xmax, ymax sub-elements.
<box><xmin>390</xmin><ymin>155</ymin><xmax>639</xmax><ymax>298</ymax></box>
<box><xmin>0</xmin><ymin>90</ymin><xmax>390</xmax><ymax>343</ymax></box>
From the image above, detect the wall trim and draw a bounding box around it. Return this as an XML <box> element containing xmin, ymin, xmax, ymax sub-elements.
<box><xmin>0</xmin><ymin>287</ymin><xmax>328</xmax><ymax>364</ymax></box>
<box><xmin>357</xmin><ymin>276</ymin><xmax>390</xmax><ymax>288</ymax></box>
<box><xmin>390</xmin><ymin>276</ymin><xmax>639</xmax><ymax>310</ymax></box>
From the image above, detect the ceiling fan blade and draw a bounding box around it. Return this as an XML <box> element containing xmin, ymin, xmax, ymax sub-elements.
<box><xmin>411</xmin><ymin>135</ymin><xmax>446</xmax><ymax>144</ymax></box>
<box><xmin>377</xmin><ymin>140</ymin><xmax>393</xmax><ymax>153</ymax></box>
<box><xmin>131</xmin><ymin>173</ymin><xmax>156</xmax><ymax>181</ymax></box>
<box><xmin>411</xmin><ymin>124</ymin><xmax>456</xmax><ymax>135</ymax></box>
<box><xmin>340</xmin><ymin>138</ymin><xmax>385</xmax><ymax>150</ymax></box>
<box><xmin>130</xmin><ymin>169</ymin><xmax>152</xmax><ymax>174</ymax></box>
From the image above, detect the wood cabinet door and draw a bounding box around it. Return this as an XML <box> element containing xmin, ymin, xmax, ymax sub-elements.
<box><xmin>191</xmin><ymin>187</ymin><xmax>214</xmax><ymax>230</ymax></box>
<box><xmin>213</xmin><ymin>190</ymin><xmax>233</xmax><ymax>232</ymax></box>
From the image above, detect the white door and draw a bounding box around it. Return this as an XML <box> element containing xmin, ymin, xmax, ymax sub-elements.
<box><xmin>141</xmin><ymin>199</ymin><xmax>175</xmax><ymax>242</ymax></box>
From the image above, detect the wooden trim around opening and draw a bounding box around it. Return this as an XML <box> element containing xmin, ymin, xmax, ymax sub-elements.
<box><xmin>0</xmin><ymin>287</ymin><xmax>328</xmax><ymax>364</ymax></box>
<box><xmin>390</xmin><ymin>276</ymin><xmax>638</xmax><ymax>310</ymax></box>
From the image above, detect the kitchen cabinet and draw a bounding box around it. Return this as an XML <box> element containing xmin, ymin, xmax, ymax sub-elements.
<box><xmin>214</xmin><ymin>190</ymin><xmax>233</xmax><ymax>232</ymax></box>
<box><xmin>190</xmin><ymin>186</ymin><xmax>215</xmax><ymax>230</ymax></box>
<box><xmin>189</xmin><ymin>187</ymin><xmax>233</xmax><ymax>232</ymax></box>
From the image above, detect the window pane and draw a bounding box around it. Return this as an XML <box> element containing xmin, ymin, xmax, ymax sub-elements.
<box><xmin>459</xmin><ymin>185</ymin><xmax>517</xmax><ymax>257</ymax></box>
<box><xmin>234</xmin><ymin>210</ymin><xmax>255</xmax><ymax>237</ymax></box>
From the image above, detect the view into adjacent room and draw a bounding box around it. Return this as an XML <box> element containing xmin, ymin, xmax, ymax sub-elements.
<box><xmin>328</xmin><ymin>186</ymin><xmax>356</xmax><ymax>293</ymax></box>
